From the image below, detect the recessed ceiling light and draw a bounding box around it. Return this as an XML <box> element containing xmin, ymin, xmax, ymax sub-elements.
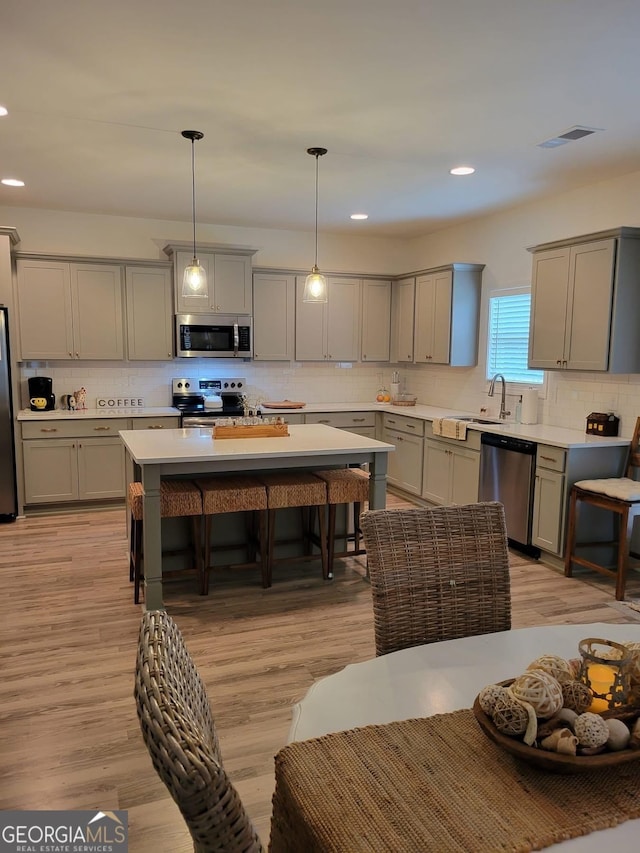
<box><xmin>450</xmin><ymin>166</ymin><xmax>475</xmax><ymax>176</ymax></box>
<box><xmin>350</xmin><ymin>213</ymin><xmax>368</xmax><ymax>220</ymax></box>
<box><xmin>1</xmin><ymin>178</ymin><xmax>25</xmax><ymax>187</ymax></box>
<box><xmin>0</xmin><ymin>106</ymin><xmax>8</xmax><ymax>117</ymax></box>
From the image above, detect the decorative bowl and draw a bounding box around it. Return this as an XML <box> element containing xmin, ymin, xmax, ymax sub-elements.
<box><xmin>472</xmin><ymin>681</ymin><xmax>640</xmax><ymax>774</ymax></box>
<box><xmin>391</xmin><ymin>394</ymin><xmax>417</xmax><ymax>407</ymax></box>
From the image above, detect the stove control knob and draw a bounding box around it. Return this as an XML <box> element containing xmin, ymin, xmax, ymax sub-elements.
<box><xmin>223</xmin><ymin>382</ymin><xmax>229</xmax><ymax>389</ymax></box>
<box><xmin>237</xmin><ymin>382</ymin><xmax>243</xmax><ymax>388</ymax></box>
<box><xmin>230</xmin><ymin>382</ymin><xmax>236</xmax><ymax>388</ymax></box>
<box><xmin>184</xmin><ymin>381</ymin><xmax>190</xmax><ymax>388</ymax></box>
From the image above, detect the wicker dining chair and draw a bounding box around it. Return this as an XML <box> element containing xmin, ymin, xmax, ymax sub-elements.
<box><xmin>134</xmin><ymin>610</ymin><xmax>264</xmax><ymax>853</ymax></box>
<box><xmin>360</xmin><ymin>502</ymin><xmax>511</xmax><ymax>656</ymax></box>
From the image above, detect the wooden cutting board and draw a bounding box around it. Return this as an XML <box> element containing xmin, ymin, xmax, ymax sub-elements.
<box><xmin>262</xmin><ymin>400</ymin><xmax>306</xmax><ymax>409</ymax></box>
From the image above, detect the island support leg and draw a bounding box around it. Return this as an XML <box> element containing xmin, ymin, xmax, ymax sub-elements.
<box><xmin>141</xmin><ymin>466</ymin><xmax>163</xmax><ymax>611</ymax></box>
<box><xmin>368</xmin><ymin>453</ymin><xmax>388</xmax><ymax>510</ymax></box>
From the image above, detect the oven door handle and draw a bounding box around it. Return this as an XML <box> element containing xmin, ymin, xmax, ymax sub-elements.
<box><xmin>233</xmin><ymin>323</ymin><xmax>239</xmax><ymax>355</ymax></box>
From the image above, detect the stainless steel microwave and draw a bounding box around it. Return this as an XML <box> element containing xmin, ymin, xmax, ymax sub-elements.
<box><xmin>175</xmin><ymin>314</ymin><xmax>252</xmax><ymax>358</ymax></box>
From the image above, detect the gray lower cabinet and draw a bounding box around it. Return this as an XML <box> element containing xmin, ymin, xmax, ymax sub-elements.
<box><xmin>131</xmin><ymin>417</ymin><xmax>180</xmax><ymax>430</ymax></box>
<box><xmin>381</xmin><ymin>413</ymin><xmax>424</xmax><ymax>495</ymax></box>
<box><xmin>422</xmin><ymin>427</ymin><xmax>481</xmax><ymax>505</ymax></box>
<box><xmin>532</xmin><ymin>444</ymin><xmax>566</xmax><ymax>554</ymax></box>
<box><xmin>531</xmin><ymin>442</ymin><xmax>627</xmax><ymax>559</ymax></box>
<box><xmin>22</xmin><ymin>418</ymin><xmax>130</xmax><ymax>504</ymax></box>
<box><xmin>305</xmin><ymin>411</ymin><xmax>375</xmax><ymax>437</ymax></box>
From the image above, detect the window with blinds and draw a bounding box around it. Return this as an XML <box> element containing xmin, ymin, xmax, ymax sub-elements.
<box><xmin>486</xmin><ymin>290</ymin><xmax>544</xmax><ymax>384</ymax></box>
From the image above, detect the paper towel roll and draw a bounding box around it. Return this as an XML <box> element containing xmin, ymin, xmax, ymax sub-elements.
<box><xmin>520</xmin><ymin>388</ymin><xmax>538</xmax><ymax>424</ymax></box>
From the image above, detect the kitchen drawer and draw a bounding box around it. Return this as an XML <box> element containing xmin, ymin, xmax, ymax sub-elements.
<box><xmin>382</xmin><ymin>413</ymin><xmax>425</xmax><ymax>437</ymax></box>
<box><xmin>536</xmin><ymin>444</ymin><xmax>566</xmax><ymax>473</ymax></box>
<box><xmin>22</xmin><ymin>418</ymin><xmax>130</xmax><ymax>439</ymax></box>
<box><xmin>306</xmin><ymin>411</ymin><xmax>375</xmax><ymax>429</ymax></box>
<box><xmin>131</xmin><ymin>417</ymin><xmax>180</xmax><ymax>430</ymax></box>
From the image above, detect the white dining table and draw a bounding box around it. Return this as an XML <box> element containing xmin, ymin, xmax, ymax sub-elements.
<box><xmin>289</xmin><ymin>622</ymin><xmax>640</xmax><ymax>852</ymax></box>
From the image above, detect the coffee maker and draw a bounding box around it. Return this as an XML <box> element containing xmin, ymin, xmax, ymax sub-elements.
<box><xmin>28</xmin><ymin>376</ymin><xmax>55</xmax><ymax>411</ymax></box>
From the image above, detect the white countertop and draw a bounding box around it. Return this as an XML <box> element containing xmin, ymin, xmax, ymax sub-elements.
<box><xmin>119</xmin><ymin>423</ymin><xmax>395</xmax><ymax>465</ymax></box>
<box><xmin>17</xmin><ymin>406</ymin><xmax>179</xmax><ymax>420</ymax></box>
<box><xmin>18</xmin><ymin>402</ymin><xmax>629</xmax><ymax>449</ymax></box>
<box><xmin>267</xmin><ymin>401</ymin><xmax>629</xmax><ymax>449</ymax></box>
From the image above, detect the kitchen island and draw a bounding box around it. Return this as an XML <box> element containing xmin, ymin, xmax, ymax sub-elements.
<box><xmin>119</xmin><ymin>423</ymin><xmax>394</xmax><ymax>609</ymax></box>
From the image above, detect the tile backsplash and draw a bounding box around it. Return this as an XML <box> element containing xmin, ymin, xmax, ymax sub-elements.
<box><xmin>19</xmin><ymin>360</ymin><xmax>640</xmax><ymax>438</ymax></box>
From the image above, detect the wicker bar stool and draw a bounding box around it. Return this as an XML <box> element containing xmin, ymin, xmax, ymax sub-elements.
<box><xmin>312</xmin><ymin>468</ymin><xmax>370</xmax><ymax>579</ymax></box>
<box><xmin>195</xmin><ymin>475</ymin><xmax>269</xmax><ymax>593</ymax></box>
<box><xmin>259</xmin><ymin>472</ymin><xmax>328</xmax><ymax>587</ymax></box>
<box><xmin>128</xmin><ymin>480</ymin><xmax>203</xmax><ymax>604</ymax></box>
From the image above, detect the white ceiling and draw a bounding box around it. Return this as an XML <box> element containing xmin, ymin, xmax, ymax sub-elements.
<box><xmin>3</xmin><ymin>0</ymin><xmax>640</xmax><ymax>238</ymax></box>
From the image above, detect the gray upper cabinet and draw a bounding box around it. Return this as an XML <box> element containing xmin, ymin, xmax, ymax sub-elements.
<box><xmin>125</xmin><ymin>265</ymin><xmax>173</xmax><ymax>360</ymax></box>
<box><xmin>167</xmin><ymin>244</ymin><xmax>255</xmax><ymax>315</ymax></box>
<box><xmin>295</xmin><ymin>276</ymin><xmax>361</xmax><ymax>361</ymax></box>
<box><xmin>391</xmin><ymin>277</ymin><xmax>415</xmax><ymax>363</ymax></box>
<box><xmin>17</xmin><ymin>259</ymin><xmax>124</xmax><ymax>360</ymax></box>
<box><xmin>392</xmin><ymin>264</ymin><xmax>483</xmax><ymax>366</ymax></box>
<box><xmin>361</xmin><ymin>280</ymin><xmax>391</xmax><ymax>362</ymax></box>
<box><xmin>252</xmin><ymin>273</ymin><xmax>295</xmax><ymax>360</ymax></box>
<box><xmin>528</xmin><ymin>227</ymin><xmax>640</xmax><ymax>372</ymax></box>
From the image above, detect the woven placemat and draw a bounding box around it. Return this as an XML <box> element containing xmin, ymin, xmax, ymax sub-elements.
<box><xmin>270</xmin><ymin>708</ymin><xmax>640</xmax><ymax>852</ymax></box>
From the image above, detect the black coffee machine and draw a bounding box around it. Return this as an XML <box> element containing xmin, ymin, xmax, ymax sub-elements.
<box><xmin>28</xmin><ymin>376</ymin><xmax>56</xmax><ymax>411</ymax></box>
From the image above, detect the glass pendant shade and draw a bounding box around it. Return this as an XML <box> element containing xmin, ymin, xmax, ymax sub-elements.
<box><xmin>182</xmin><ymin>257</ymin><xmax>207</xmax><ymax>296</ymax></box>
<box><xmin>303</xmin><ymin>266</ymin><xmax>327</xmax><ymax>303</ymax></box>
<box><xmin>181</xmin><ymin>129</ymin><xmax>208</xmax><ymax>298</ymax></box>
<box><xmin>303</xmin><ymin>146</ymin><xmax>328</xmax><ymax>304</ymax></box>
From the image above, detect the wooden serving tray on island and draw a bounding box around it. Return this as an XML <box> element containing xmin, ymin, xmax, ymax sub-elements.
<box><xmin>214</xmin><ymin>422</ymin><xmax>290</xmax><ymax>439</ymax></box>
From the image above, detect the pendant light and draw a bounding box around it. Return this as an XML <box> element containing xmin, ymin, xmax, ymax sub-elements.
<box><xmin>303</xmin><ymin>146</ymin><xmax>328</xmax><ymax>303</ymax></box>
<box><xmin>181</xmin><ymin>129</ymin><xmax>207</xmax><ymax>297</ymax></box>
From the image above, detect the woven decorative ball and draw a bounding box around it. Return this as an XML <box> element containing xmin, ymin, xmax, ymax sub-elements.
<box><xmin>567</xmin><ymin>658</ymin><xmax>582</xmax><ymax>679</ymax></box>
<box><xmin>561</xmin><ymin>679</ymin><xmax>593</xmax><ymax>714</ymax></box>
<box><xmin>510</xmin><ymin>669</ymin><xmax>563</xmax><ymax>719</ymax></box>
<box><xmin>574</xmin><ymin>712</ymin><xmax>609</xmax><ymax>748</ymax></box>
<box><xmin>491</xmin><ymin>694</ymin><xmax>529</xmax><ymax>737</ymax></box>
<box><xmin>526</xmin><ymin>654</ymin><xmax>573</xmax><ymax>684</ymax></box>
<box><xmin>478</xmin><ymin>684</ymin><xmax>509</xmax><ymax>716</ymax></box>
<box><xmin>623</xmin><ymin>641</ymin><xmax>640</xmax><ymax>685</ymax></box>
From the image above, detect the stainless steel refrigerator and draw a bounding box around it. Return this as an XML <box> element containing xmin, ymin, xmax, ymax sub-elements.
<box><xmin>0</xmin><ymin>307</ymin><xmax>17</xmax><ymax>521</ymax></box>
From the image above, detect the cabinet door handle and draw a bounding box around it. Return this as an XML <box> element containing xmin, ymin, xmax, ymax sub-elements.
<box><xmin>75</xmin><ymin>352</ymin><xmax>79</xmax><ymax>358</ymax></box>
<box><xmin>540</xmin><ymin>455</ymin><xmax>557</xmax><ymax>462</ymax></box>
<box><xmin>406</xmin><ymin>423</ymin><xmax>416</xmax><ymax>429</ymax></box>
<box><xmin>318</xmin><ymin>419</ymin><xmax>330</xmax><ymax>424</ymax></box>
<box><xmin>93</xmin><ymin>426</ymin><xmax>112</xmax><ymax>431</ymax></box>
<box><xmin>562</xmin><ymin>360</ymin><xmax>567</xmax><ymax>367</ymax></box>
<box><xmin>556</xmin><ymin>359</ymin><xmax>562</xmax><ymax>365</ymax></box>
<box><xmin>148</xmin><ymin>424</ymin><xmax>165</xmax><ymax>429</ymax></box>
<box><xmin>353</xmin><ymin>418</ymin><xmax>365</xmax><ymax>423</ymax></box>
<box><xmin>68</xmin><ymin>352</ymin><xmax>73</xmax><ymax>358</ymax></box>
<box><xmin>387</xmin><ymin>419</ymin><xmax>396</xmax><ymax>425</ymax></box>
<box><xmin>396</xmin><ymin>436</ymin><xmax>404</xmax><ymax>441</ymax></box>
<box><xmin>40</xmin><ymin>427</ymin><xmax>58</xmax><ymax>433</ymax></box>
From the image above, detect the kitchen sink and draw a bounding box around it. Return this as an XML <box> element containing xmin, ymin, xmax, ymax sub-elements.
<box><xmin>445</xmin><ymin>416</ymin><xmax>503</xmax><ymax>425</ymax></box>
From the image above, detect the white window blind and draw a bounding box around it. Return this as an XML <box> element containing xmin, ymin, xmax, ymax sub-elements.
<box><xmin>487</xmin><ymin>291</ymin><xmax>544</xmax><ymax>384</ymax></box>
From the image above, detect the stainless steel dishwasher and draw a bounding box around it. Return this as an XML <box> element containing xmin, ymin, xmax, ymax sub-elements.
<box><xmin>479</xmin><ymin>432</ymin><xmax>539</xmax><ymax>556</ymax></box>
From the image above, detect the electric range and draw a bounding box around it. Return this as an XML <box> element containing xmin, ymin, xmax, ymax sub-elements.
<box><xmin>172</xmin><ymin>377</ymin><xmax>246</xmax><ymax>426</ymax></box>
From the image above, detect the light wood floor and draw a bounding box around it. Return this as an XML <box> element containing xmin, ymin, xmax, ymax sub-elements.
<box><xmin>1</xmin><ymin>497</ymin><xmax>639</xmax><ymax>851</ymax></box>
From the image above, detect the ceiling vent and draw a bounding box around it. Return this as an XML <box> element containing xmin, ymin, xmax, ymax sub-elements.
<box><xmin>538</xmin><ymin>125</ymin><xmax>603</xmax><ymax>149</ymax></box>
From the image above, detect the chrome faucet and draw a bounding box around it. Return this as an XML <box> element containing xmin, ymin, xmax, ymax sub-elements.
<box><xmin>488</xmin><ymin>373</ymin><xmax>511</xmax><ymax>420</ymax></box>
